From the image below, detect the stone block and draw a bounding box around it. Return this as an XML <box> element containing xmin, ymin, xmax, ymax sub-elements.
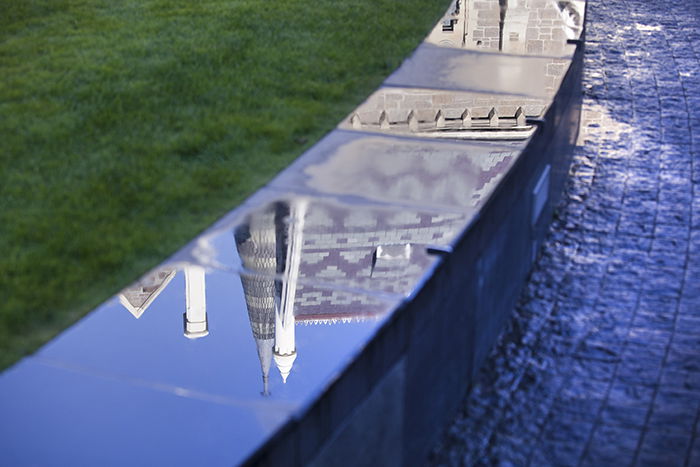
<box><xmin>309</xmin><ymin>359</ymin><xmax>406</xmax><ymax>467</ymax></box>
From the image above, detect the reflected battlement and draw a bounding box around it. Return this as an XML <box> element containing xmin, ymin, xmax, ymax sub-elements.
<box><xmin>340</xmin><ymin>87</ymin><xmax>545</xmax><ymax>140</ymax></box>
<box><xmin>427</xmin><ymin>0</ymin><xmax>584</xmax><ymax>55</ymax></box>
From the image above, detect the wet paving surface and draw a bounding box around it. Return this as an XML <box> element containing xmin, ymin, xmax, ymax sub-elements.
<box><xmin>430</xmin><ymin>0</ymin><xmax>700</xmax><ymax>465</ymax></box>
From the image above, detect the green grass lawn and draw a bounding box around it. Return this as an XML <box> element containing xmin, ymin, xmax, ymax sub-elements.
<box><xmin>0</xmin><ymin>0</ymin><xmax>449</xmax><ymax>369</ymax></box>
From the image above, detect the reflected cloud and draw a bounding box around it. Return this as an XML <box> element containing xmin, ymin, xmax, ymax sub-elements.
<box><xmin>298</xmin><ymin>136</ymin><xmax>519</xmax><ymax>211</ymax></box>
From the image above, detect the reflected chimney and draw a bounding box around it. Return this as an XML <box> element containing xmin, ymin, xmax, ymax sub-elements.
<box><xmin>183</xmin><ymin>265</ymin><xmax>209</xmax><ymax>339</ymax></box>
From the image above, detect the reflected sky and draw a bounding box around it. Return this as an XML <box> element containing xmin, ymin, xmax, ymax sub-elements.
<box><xmin>18</xmin><ymin>265</ymin><xmax>397</xmax><ymax>465</ymax></box>
<box><xmin>40</xmin><ymin>266</ymin><xmax>396</xmax><ymax>402</ymax></box>
<box><xmin>270</xmin><ymin>131</ymin><xmax>522</xmax><ymax>212</ymax></box>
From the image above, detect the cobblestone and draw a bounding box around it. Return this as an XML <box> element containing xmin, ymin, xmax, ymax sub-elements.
<box><xmin>429</xmin><ymin>0</ymin><xmax>700</xmax><ymax>465</ymax></box>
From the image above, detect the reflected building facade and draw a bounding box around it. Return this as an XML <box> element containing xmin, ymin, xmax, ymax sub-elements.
<box><xmin>233</xmin><ymin>198</ymin><xmax>467</xmax><ymax>393</ymax></box>
<box><xmin>342</xmin><ymin>87</ymin><xmax>544</xmax><ymax>141</ymax></box>
<box><xmin>426</xmin><ymin>0</ymin><xmax>584</xmax><ymax>53</ymax></box>
<box><xmin>119</xmin><ymin>265</ymin><xmax>210</xmax><ymax>339</ymax></box>
<box><xmin>339</xmin><ymin>0</ymin><xmax>587</xmax><ymax>143</ymax></box>
<box><xmin>117</xmin><ymin>196</ymin><xmax>469</xmax><ymax>396</ymax></box>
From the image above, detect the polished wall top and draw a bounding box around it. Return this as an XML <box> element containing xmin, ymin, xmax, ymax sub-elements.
<box><xmin>1</xmin><ymin>265</ymin><xmax>399</xmax><ymax>465</ymax></box>
<box><xmin>0</xmin><ymin>0</ymin><xmax>584</xmax><ymax>465</ymax></box>
<box><xmin>189</xmin><ymin>191</ymin><xmax>467</xmax><ymax>296</ymax></box>
<box><xmin>269</xmin><ymin>130</ymin><xmax>523</xmax><ymax>213</ymax></box>
<box><xmin>384</xmin><ymin>44</ymin><xmax>574</xmax><ymax>99</ymax></box>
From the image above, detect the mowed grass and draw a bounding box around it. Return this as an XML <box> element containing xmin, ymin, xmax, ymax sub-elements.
<box><xmin>0</xmin><ymin>0</ymin><xmax>449</xmax><ymax>369</ymax></box>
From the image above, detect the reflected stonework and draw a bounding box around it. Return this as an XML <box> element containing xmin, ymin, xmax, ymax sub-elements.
<box><xmin>232</xmin><ymin>198</ymin><xmax>461</xmax><ymax>393</ymax></box>
<box><xmin>119</xmin><ymin>264</ymin><xmax>209</xmax><ymax>339</ymax></box>
<box><xmin>227</xmin><ymin>196</ymin><xmax>467</xmax><ymax>293</ymax></box>
<box><xmin>340</xmin><ymin>87</ymin><xmax>544</xmax><ymax>140</ymax></box>
<box><xmin>0</xmin><ymin>0</ymin><xmax>586</xmax><ymax>462</ymax></box>
<box><xmin>119</xmin><ymin>267</ymin><xmax>176</xmax><ymax>319</ymax></box>
<box><xmin>119</xmin><ymin>197</ymin><xmax>428</xmax><ymax>396</ymax></box>
<box><xmin>426</xmin><ymin>0</ymin><xmax>585</xmax><ymax>54</ymax></box>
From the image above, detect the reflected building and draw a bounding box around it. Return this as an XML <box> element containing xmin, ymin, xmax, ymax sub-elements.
<box><xmin>426</xmin><ymin>0</ymin><xmax>584</xmax><ymax>54</ymax></box>
<box><xmin>342</xmin><ymin>87</ymin><xmax>544</xmax><ymax>141</ymax></box>
<box><xmin>341</xmin><ymin>0</ymin><xmax>587</xmax><ymax>143</ymax></box>
<box><xmin>119</xmin><ymin>267</ymin><xmax>176</xmax><ymax>319</ymax></box>
<box><xmin>233</xmin><ymin>202</ymin><xmax>290</xmax><ymax>395</ymax></box>
<box><xmin>233</xmin><ymin>198</ymin><xmax>469</xmax><ymax>393</ymax></box>
<box><xmin>117</xmin><ymin>192</ymin><xmax>473</xmax><ymax>397</ymax></box>
<box><xmin>118</xmin><ymin>264</ymin><xmax>209</xmax><ymax>339</ymax></box>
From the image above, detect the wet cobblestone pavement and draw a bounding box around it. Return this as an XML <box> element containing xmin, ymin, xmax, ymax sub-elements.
<box><xmin>429</xmin><ymin>0</ymin><xmax>700</xmax><ymax>465</ymax></box>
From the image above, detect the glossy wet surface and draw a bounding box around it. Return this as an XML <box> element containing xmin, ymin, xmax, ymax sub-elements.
<box><xmin>430</xmin><ymin>0</ymin><xmax>700</xmax><ymax>465</ymax></box>
<box><xmin>268</xmin><ymin>131</ymin><xmax>522</xmax><ymax>213</ymax></box>
<box><xmin>385</xmin><ymin>44</ymin><xmax>575</xmax><ymax>99</ymax></box>
<box><xmin>190</xmin><ymin>192</ymin><xmax>467</xmax><ymax>296</ymax></box>
<box><xmin>2</xmin><ymin>265</ymin><xmax>398</xmax><ymax>465</ymax></box>
<box><xmin>0</xmin><ymin>0</ymin><xmax>589</xmax><ymax>465</ymax></box>
<box><xmin>338</xmin><ymin>87</ymin><xmax>543</xmax><ymax>141</ymax></box>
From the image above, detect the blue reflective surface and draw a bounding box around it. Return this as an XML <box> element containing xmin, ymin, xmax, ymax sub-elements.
<box><xmin>0</xmin><ymin>0</ymin><xmax>584</xmax><ymax>464</ymax></box>
<box><xmin>0</xmin><ymin>360</ymin><xmax>267</xmax><ymax>467</ymax></box>
<box><xmin>0</xmin><ymin>267</ymin><xmax>397</xmax><ymax>465</ymax></box>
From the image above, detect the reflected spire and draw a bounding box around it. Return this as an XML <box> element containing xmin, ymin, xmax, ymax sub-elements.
<box><xmin>235</xmin><ymin>203</ymin><xmax>291</xmax><ymax>395</ymax></box>
<box><xmin>273</xmin><ymin>200</ymin><xmax>307</xmax><ymax>384</ymax></box>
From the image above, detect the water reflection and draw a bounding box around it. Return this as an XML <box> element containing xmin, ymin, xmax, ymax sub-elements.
<box><xmin>119</xmin><ymin>264</ymin><xmax>210</xmax><ymax>339</ymax></box>
<box><xmin>119</xmin><ymin>193</ymin><xmax>468</xmax><ymax>396</ymax></box>
<box><xmin>272</xmin><ymin>133</ymin><xmax>521</xmax><ymax>212</ymax></box>
<box><xmin>427</xmin><ymin>0</ymin><xmax>585</xmax><ymax>54</ymax></box>
<box><xmin>233</xmin><ymin>198</ymin><xmax>453</xmax><ymax>392</ymax></box>
<box><xmin>341</xmin><ymin>87</ymin><xmax>544</xmax><ymax>140</ymax></box>
<box><xmin>234</xmin><ymin>202</ymin><xmax>302</xmax><ymax>394</ymax></box>
<box><xmin>118</xmin><ymin>258</ymin><xmax>391</xmax><ymax>396</ymax></box>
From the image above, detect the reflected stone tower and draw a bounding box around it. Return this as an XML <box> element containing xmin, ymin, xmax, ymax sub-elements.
<box><xmin>235</xmin><ymin>203</ymin><xmax>290</xmax><ymax>395</ymax></box>
<box><xmin>236</xmin><ymin>200</ymin><xmax>308</xmax><ymax>392</ymax></box>
<box><xmin>119</xmin><ymin>267</ymin><xmax>177</xmax><ymax>319</ymax></box>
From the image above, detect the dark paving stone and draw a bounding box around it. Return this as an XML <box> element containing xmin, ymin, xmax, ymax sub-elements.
<box><xmin>429</xmin><ymin>0</ymin><xmax>699</xmax><ymax>465</ymax></box>
<box><xmin>584</xmin><ymin>424</ymin><xmax>641</xmax><ymax>465</ymax></box>
<box><xmin>599</xmin><ymin>403</ymin><xmax>649</xmax><ymax>429</ymax></box>
<box><xmin>637</xmin><ymin>430</ymin><xmax>691</xmax><ymax>467</ymax></box>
